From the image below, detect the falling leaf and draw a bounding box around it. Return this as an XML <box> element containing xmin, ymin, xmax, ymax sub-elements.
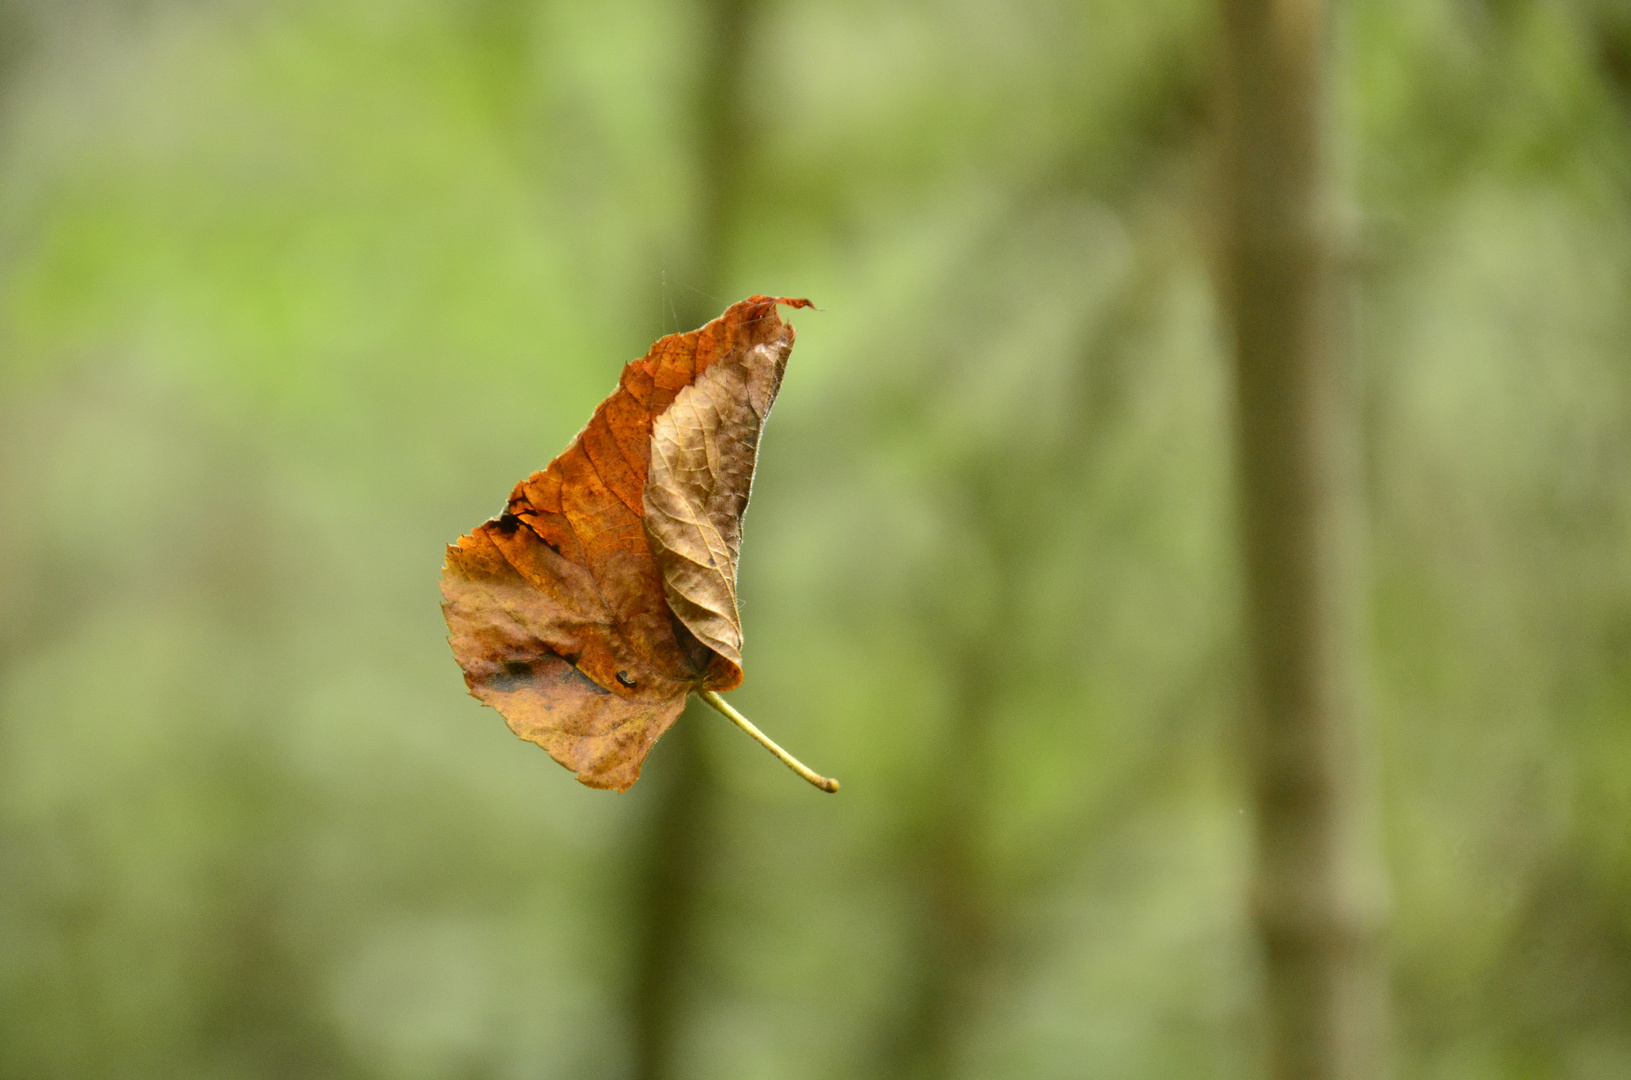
<box><xmin>441</xmin><ymin>296</ymin><xmax>814</xmax><ymax>791</ymax></box>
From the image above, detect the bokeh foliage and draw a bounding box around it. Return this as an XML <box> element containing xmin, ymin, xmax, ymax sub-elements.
<box><xmin>0</xmin><ymin>1</ymin><xmax>1628</xmax><ymax>1078</ymax></box>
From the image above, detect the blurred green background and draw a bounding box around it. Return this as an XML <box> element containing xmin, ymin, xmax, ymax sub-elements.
<box><xmin>1</xmin><ymin>1</ymin><xmax>1630</xmax><ymax>1078</ymax></box>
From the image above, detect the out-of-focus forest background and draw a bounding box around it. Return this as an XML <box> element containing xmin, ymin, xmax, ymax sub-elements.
<box><xmin>1</xmin><ymin>0</ymin><xmax>1629</xmax><ymax>1078</ymax></box>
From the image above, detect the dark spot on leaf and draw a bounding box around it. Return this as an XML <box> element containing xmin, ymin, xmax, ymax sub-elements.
<box><xmin>486</xmin><ymin>659</ymin><xmax>534</xmax><ymax>692</ymax></box>
<box><xmin>561</xmin><ymin>665</ymin><xmax>611</xmax><ymax>695</ymax></box>
<box><xmin>616</xmin><ymin>670</ymin><xmax>637</xmax><ymax>688</ymax></box>
<box><xmin>495</xmin><ymin>512</ymin><xmax>521</xmax><ymax>536</ymax></box>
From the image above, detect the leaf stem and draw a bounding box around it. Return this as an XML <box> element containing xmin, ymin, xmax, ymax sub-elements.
<box><xmin>696</xmin><ymin>690</ymin><xmax>839</xmax><ymax>793</ymax></box>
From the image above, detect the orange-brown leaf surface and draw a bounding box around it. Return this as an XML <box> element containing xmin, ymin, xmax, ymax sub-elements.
<box><xmin>440</xmin><ymin>296</ymin><xmax>812</xmax><ymax>791</ymax></box>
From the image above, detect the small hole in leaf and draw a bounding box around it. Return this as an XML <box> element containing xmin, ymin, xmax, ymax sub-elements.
<box><xmin>616</xmin><ymin>671</ymin><xmax>637</xmax><ymax>688</ymax></box>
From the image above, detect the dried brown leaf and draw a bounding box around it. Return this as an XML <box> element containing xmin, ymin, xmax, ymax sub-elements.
<box><xmin>440</xmin><ymin>296</ymin><xmax>811</xmax><ymax>790</ymax></box>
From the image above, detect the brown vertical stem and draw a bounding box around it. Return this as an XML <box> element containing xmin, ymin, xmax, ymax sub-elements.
<box><xmin>690</xmin><ymin>0</ymin><xmax>750</xmax><ymax>301</ymax></box>
<box><xmin>885</xmin><ymin>466</ymin><xmax>1032</xmax><ymax>1079</ymax></box>
<box><xmin>885</xmin><ymin>638</ymin><xmax>998</xmax><ymax>1080</ymax></box>
<box><xmin>627</xmin><ymin>711</ymin><xmax>711</xmax><ymax>1080</ymax></box>
<box><xmin>1217</xmin><ymin>2</ymin><xmax>1388</xmax><ymax>1079</ymax></box>
<box><xmin>625</xmin><ymin>2</ymin><xmax>755</xmax><ymax>1079</ymax></box>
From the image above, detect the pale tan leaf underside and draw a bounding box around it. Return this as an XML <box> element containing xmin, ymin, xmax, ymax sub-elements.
<box><xmin>644</xmin><ymin>335</ymin><xmax>792</xmax><ymax>668</ymax></box>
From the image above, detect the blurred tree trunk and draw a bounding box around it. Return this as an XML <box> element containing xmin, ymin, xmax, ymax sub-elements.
<box><xmin>885</xmin><ymin>566</ymin><xmax>1002</xmax><ymax>1080</ymax></box>
<box><xmin>625</xmin><ymin>2</ymin><xmax>752</xmax><ymax>1079</ymax></box>
<box><xmin>1217</xmin><ymin>2</ymin><xmax>1389</xmax><ymax>1079</ymax></box>
<box><xmin>627</xmin><ymin>712</ymin><xmax>712</xmax><ymax>1080</ymax></box>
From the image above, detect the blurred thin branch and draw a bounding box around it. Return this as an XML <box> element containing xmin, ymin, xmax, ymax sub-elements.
<box><xmin>625</xmin><ymin>3</ymin><xmax>755</xmax><ymax>1079</ymax></box>
<box><xmin>1219</xmin><ymin>0</ymin><xmax>1389</xmax><ymax>1076</ymax></box>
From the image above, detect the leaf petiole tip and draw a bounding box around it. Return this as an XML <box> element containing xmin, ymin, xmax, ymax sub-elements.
<box><xmin>697</xmin><ymin>689</ymin><xmax>839</xmax><ymax>793</ymax></box>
